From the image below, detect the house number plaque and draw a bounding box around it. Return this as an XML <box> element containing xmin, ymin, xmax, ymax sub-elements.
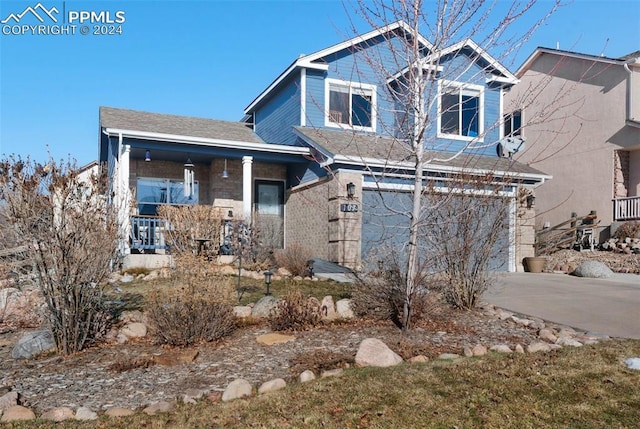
<box><xmin>340</xmin><ymin>203</ymin><xmax>359</xmax><ymax>213</ymax></box>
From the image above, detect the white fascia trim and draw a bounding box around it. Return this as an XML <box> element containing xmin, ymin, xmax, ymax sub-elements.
<box><xmin>420</xmin><ymin>39</ymin><xmax>517</xmax><ymax>85</ymax></box>
<box><xmin>103</xmin><ymin>128</ymin><xmax>311</xmax><ymax>156</ymax></box>
<box><xmin>244</xmin><ymin>62</ymin><xmax>328</xmax><ymax>114</ymax></box>
<box><xmin>300</xmin><ymin>68</ymin><xmax>307</xmax><ymax>127</ymax></box>
<box><xmin>303</xmin><ymin>21</ymin><xmax>432</xmax><ymax>66</ymax></box>
<box><xmin>332</xmin><ymin>153</ymin><xmax>550</xmax><ymax>183</ymax></box>
<box><xmin>387</xmin><ymin>63</ymin><xmax>444</xmax><ymax>83</ymax></box>
<box><xmin>362</xmin><ymin>180</ymin><xmax>516</xmax><ymax>197</ymax></box>
<box><xmin>245</xmin><ymin>21</ymin><xmax>432</xmax><ymax>114</ymax></box>
<box><xmin>291</xmin><ymin>128</ymin><xmax>335</xmax><ymax>166</ymax></box>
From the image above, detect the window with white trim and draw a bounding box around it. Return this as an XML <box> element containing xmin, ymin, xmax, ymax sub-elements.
<box><xmin>136</xmin><ymin>178</ymin><xmax>199</xmax><ymax>216</ymax></box>
<box><xmin>326</xmin><ymin>79</ymin><xmax>376</xmax><ymax>131</ymax></box>
<box><xmin>439</xmin><ymin>82</ymin><xmax>483</xmax><ymax>139</ymax></box>
<box><xmin>503</xmin><ymin>109</ymin><xmax>522</xmax><ymax>137</ymax></box>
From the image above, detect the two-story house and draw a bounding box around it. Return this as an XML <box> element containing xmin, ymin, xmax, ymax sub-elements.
<box><xmin>99</xmin><ymin>21</ymin><xmax>549</xmax><ymax>271</ymax></box>
<box><xmin>505</xmin><ymin>47</ymin><xmax>640</xmax><ymax>240</ymax></box>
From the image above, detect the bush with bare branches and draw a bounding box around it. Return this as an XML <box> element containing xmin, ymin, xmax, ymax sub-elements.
<box><xmin>157</xmin><ymin>205</ymin><xmax>224</xmax><ymax>257</ymax></box>
<box><xmin>268</xmin><ymin>288</ymin><xmax>322</xmax><ymax>332</ymax></box>
<box><xmin>146</xmin><ymin>254</ymin><xmax>236</xmax><ymax>346</ymax></box>
<box><xmin>0</xmin><ymin>156</ymin><xmax>119</xmax><ymax>354</ymax></box>
<box><xmin>274</xmin><ymin>243</ymin><xmax>313</xmax><ymax>277</ymax></box>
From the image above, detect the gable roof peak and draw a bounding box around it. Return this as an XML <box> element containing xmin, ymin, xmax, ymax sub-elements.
<box><xmin>244</xmin><ymin>20</ymin><xmax>432</xmax><ymax>114</ymax></box>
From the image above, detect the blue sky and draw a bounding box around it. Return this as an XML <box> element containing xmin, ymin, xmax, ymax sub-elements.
<box><xmin>1</xmin><ymin>0</ymin><xmax>639</xmax><ymax>166</ymax></box>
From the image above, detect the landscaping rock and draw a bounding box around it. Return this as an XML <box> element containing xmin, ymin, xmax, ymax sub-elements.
<box><xmin>495</xmin><ymin>308</ymin><xmax>513</xmax><ymax>320</ymax></box>
<box><xmin>556</xmin><ymin>337</ymin><xmax>583</xmax><ymax>347</ymax></box>
<box><xmin>256</xmin><ymin>333</ymin><xmax>295</xmax><ymax>345</ymax></box>
<box><xmin>105</xmin><ymin>407</ymin><xmax>135</xmax><ymax>417</ymax></box>
<box><xmin>41</xmin><ymin>406</ymin><xmax>74</xmax><ymax>422</ymax></box>
<box><xmin>572</xmin><ymin>261</ymin><xmax>613</xmax><ymax>279</ymax></box>
<box><xmin>409</xmin><ymin>355</ymin><xmax>429</xmax><ymax>363</ymax></box>
<box><xmin>299</xmin><ymin>370</ymin><xmax>316</xmax><ymax>383</ymax></box>
<box><xmin>335</xmin><ymin>299</ymin><xmax>354</xmax><ymax>319</ymax></box>
<box><xmin>120</xmin><ymin>274</ymin><xmax>134</xmax><ymax>283</ymax></box>
<box><xmin>527</xmin><ymin>342</ymin><xmax>552</xmax><ymax>353</ymax></box>
<box><xmin>222</xmin><ymin>379</ymin><xmax>253</xmax><ymax>402</ymax></box>
<box><xmin>206</xmin><ymin>391</ymin><xmax>222</xmax><ymax>403</ymax></box>
<box><xmin>515</xmin><ymin>344</ymin><xmax>525</xmax><ymax>354</ymax></box>
<box><xmin>12</xmin><ymin>329</ymin><xmax>55</xmax><ymax>360</ymax></box>
<box><xmin>258</xmin><ymin>378</ymin><xmax>286</xmax><ymax>394</ymax></box>
<box><xmin>538</xmin><ymin>328</ymin><xmax>558</xmax><ymax>343</ymax></box>
<box><xmin>321</xmin><ymin>296</ymin><xmax>337</xmax><ymax>320</ymax></box>
<box><xmin>251</xmin><ymin>295</ymin><xmax>280</xmax><ymax>318</ymax></box>
<box><xmin>472</xmin><ymin>344</ymin><xmax>487</xmax><ymax>356</ymax></box>
<box><xmin>75</xmin><ymin>407</ymin><xmax>98</xmax><ymax>421</ymax></box>
<box><xmin>0</xmin><ymin>391</ymin><xmax>18</xmax><ymax>413</ymax></box>
<box><xmin>490</xmin><ymin>345</ymin><xmax>512</xmax><ymax>354</ymax></box>
<box><xmin>624</xmin><ymin>358</ymin><xmax>640</xmax><ymax>370</ymax></box>
<box><xmin>233</xmin><ymin>306</ymin><xmax>252</xmax><ymax>318</ymax></box>
<box><xmin>463</xmin><ymin>346</ymin><xmax>473</xmax><ymax>357</ymax></box>
<box><xmin>355</xmin><ymin>338</ymin><xmax>403</xmax><ymax>367</ymax></box>
<box><xmin>143</xmin><ymin>400</ymin><xmax>176</xmax><ymax>415</ymax></box>
<box><xmin>1</xmin><ymin>405</ymin><xmax>35</xmax><ymax>422</ymax></box>
<box><xmin>437</xmin><ymin>353</ymin><xmax>461</xmax><ymax>360</ymax></box>
<box><xmin>120</xmin><ymin>322</ymin><xmax>147</xmax><ymax>338</ymax></box>
<box><xmin>321</xmin><ymin>368</ymin><xmax>344</xmax><ymax>378</ymax></box>
<box><xmin>182</xmin><ymin>388</ymin><xmax>206</xmax><ymax>404</ymax></box>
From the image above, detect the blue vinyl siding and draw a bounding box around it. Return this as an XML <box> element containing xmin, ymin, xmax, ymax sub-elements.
<box><xmin>254</xmin><ymin>74</ymin><xmax>301</xmax><ymax>146</ymax></box>
<box><xmin>304</xmin><ymin>69</ymin><xmax>326</xmax><ymax>128</ymax></box>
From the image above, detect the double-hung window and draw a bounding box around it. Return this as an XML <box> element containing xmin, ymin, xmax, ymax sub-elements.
<box><xmin>503</xmin><ymin>109</ymin><xmax>522</xmax><ymax>137</ymax></box>
<box><xmin>439</xmin><ymin>81</ymin><xmax>484</xmax><ymax>139</ymax></box>
<box><xmin>136</xmin><ymin>178</ymin><xmax>199</xmax><ymax>216</ymax></box>
<box><xmin>326</xmin><ymin>78</ymin><xmax>376</xmax><ymax>131</ymax></box>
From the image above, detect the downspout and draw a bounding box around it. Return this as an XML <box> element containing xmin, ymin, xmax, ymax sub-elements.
<box><xmin>624</xmin><ymin>62</ymin><xmax>634</xmax><ymax>121</ymax></box>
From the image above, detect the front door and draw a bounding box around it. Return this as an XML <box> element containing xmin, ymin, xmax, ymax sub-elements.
<box><xmin>254</xmin><ymin>180</ymin><xmax>284</xmax><ymax>248</ymax></box>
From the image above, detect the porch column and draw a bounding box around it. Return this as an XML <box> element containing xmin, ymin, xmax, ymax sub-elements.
<box><xmin>118</xmin><ymin>144</ymin><xmax>132</xmax><ymax>255</ymax></box>
<box><xmin>242</xmin><ymin>156</ymin><xmax>253</xmax><ymax>221</ymax></box>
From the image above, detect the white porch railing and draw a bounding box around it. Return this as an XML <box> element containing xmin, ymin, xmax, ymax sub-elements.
<box><xmin>613</xmin><ymin>196</ymin><xmax>640</xmax><ymax>221</ymax></box>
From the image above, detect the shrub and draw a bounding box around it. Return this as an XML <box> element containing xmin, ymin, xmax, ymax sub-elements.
<box><xmin>146</xmin><ymin>254</ymin><xmax>236</xmax><ymax>346</ymax></box>
<box><xmin>614</xmin><ymin>221</ymin><xmax>640</xmax><ymax>240</ymax></box>
<box><xmin>268</xmin><ymin>288</ymin><xmax>322</xmax><ymax>332</ymax></box>
<box><xmin>351</xmin><ymin>256</ymin><xmax>430</xmax><ymax>328</ymax></box>
<box><xmin>274</xmin><ymin>243</ymin><xmax>314</xmax><ymax>277</ymax></box>
<box><xmin>0</xmin><ymin>156</ymin><xmax>118</xmax><ymax>354</ymax></box>
<box><xmin>157</xmin><ymin>205</ymin><xmax>224</xmax><ymax>257</ymax></box>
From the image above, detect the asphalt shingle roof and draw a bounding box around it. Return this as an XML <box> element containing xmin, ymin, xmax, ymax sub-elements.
<box><xmin>100</xmin><ymin>107</ymin><xmax>264</xmax><ymax>144</ymax></box>
<box><xmin>294</xmin><ymin>126</ymin><xmax>548</xmax><ymax>177</ymax></box>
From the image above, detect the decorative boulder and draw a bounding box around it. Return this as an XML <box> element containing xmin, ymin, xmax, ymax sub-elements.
<box><xmin>571</xmin><ymin>261</ymin><xmax>613</xmax><ymax>279</ymax></box>
<box><xmin>251</xmin><ymin>296</ymin><xmax>280</xmax><ymax>318</ymax></box>
<box><xmin>335</xmin><ymin>299</ymin><xmax>354</xmax><ymax>319</ymax></box>
<box><xmin>12</xmin><ymin>329</ymin><xmax>56</xmax><ymax>360</ymax></box>
<box><xmin>355</xmin><ymin>338</ymin><xmax>403</xmax><ymax>367</ymax></box>
<box><xmin>222</xmin><ymin>379</ymin><xmax>253</xmax><ymax>402</ymax></box>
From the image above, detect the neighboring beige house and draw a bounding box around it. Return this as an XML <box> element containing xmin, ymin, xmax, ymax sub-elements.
<box><xmin>506</xmin><ymin>48</ymin><xmax>640</xmax><ymax>240</ymax></box>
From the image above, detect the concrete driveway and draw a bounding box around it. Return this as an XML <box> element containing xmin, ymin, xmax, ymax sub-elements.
<box><xmin>486</xmin><ymin>272</ymin><xmax>640</xmax><ymax>339</ymax></box>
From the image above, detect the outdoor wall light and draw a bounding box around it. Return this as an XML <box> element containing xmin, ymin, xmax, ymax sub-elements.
<box><xmin>184</xmin><ymin>157</ymin><xmax>194</xmax><ymax>168</ymax></box>
<box><xmin>263</xmin><ymin>270</ymin><xmax>273</xmax><ymax>295</ymax></box>
<box><xmin>222</xmin><ymin>159</ymin><xmax>229</xmax><ymax>179</ymax></box>
<box><xmin>526</xmin><ymin>194</ymin><xmax>536</xmax><ymax>209</ymax></box>
<box><xmin>346</xmin><ymin>182</ymin><xmax>356</xmax><ymax>199</ymax></box>
<box><xmin>145</xmin><ymin>150</ymin><xmax>151</xmax><ymax>162</ymax></box>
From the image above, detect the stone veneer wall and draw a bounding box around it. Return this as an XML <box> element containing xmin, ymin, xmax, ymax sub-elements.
<box><xmin>285</xmin><ymin>179</ymin><xmax>330</xmax><ymax>261</ymax></box>
<box><xmin>327</xmin><ymin>172</ymin><xmax>363</xmax><ymax>270</ymax></box>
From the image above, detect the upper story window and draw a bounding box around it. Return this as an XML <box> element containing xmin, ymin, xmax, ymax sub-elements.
<box><xmin>438</xmin><ymin>81</ymin><xmax>484</xmax><ymax>140</ymax></box>
<box><xmin>136</xmin><ymin>177</ymin><xmax>199</xmax><ymax>216</ymax></box>
<box><xmin>503</xmin><ymin>109</ymin><xmax>522</xmax><ymax>137</ymax></box>
<box><xmin>325</xmin><ymin>78</ymin><xmax>376</xmax><ymax>131</ymax></box>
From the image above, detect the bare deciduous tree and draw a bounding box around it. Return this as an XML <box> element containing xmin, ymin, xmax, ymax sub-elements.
<box><xmin>0</xmin><ymin>156</ymin><xmax>119</xmax><ymax>354</ymax></box>
<box><xmin>313</xmin><ymin>0</ymin><xmax>564</xmax><ymax>328</ymax></box>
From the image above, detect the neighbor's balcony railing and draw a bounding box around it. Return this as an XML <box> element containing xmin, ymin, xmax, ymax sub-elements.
<box><xmin>130</xmin><ymin>216</ymin><xmax>169</xmax><ymax>250</ymax></box>
<box><xmin>613</xmin><ymin>196</ymin><xmax>640</xmax><ymax>221</ymax></box>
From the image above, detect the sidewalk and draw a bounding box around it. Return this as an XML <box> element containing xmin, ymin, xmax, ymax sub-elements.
<box><xmin>486</xmin><ymin>272</ymin><xmax>640</xmax><ymax>339</ymax></box>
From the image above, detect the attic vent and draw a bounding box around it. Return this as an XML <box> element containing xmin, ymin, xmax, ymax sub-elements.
<box><xmin>496</xmin><ymin>137</ymin><xmax>526</xmax><ymax>158</ymax></box>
